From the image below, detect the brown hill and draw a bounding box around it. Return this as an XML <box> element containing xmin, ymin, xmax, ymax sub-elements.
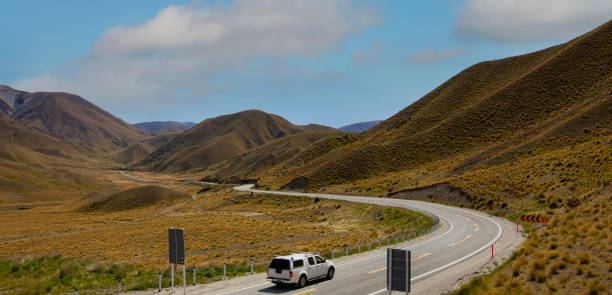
<box><xmin>141</xmin><ymin>131</ymin><xmax>182</xmax><ymax>148</ymax></box>
<box><xmin>1</xmin><ymin>86</ymin><xmax>145</xmax><ymax>152</ymax></box>
<box><xmin>136</xmin><ymin>110</ymin><xmax>334</xmax><ymax>172</ymax></box>
<box><xmin>80</xmin><ymin>185</ymin><xmax>189</xmax><ymax>212</ymax></box>
<box><xmin>204</xmin><ymin>130</ymin><xmax>349</xmax><ymax>182</ymax></box>
<box><xmin>111</xmin><ymin>142</ymin><xmax>155</xmax><ymax>164</ymax></box>
<box><xmin>264</xmin><ymin>20</ymin><xmax>612</xmax><ymax>191</ymax></box>
<box><xmin>0</xmin><ymin>116</ymin><xmax>112</xmax><ymax>201</ymax></box>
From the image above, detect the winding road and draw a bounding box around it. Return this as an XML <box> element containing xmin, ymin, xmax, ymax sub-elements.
<box><xmin>120</xmin><ymin>172</ymin><xmax>521</xmax><ymax>295</ymax></box>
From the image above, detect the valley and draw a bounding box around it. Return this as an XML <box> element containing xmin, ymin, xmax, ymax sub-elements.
<box><xmin>0</xmin><ymin>14</ymin><xmax>610</xmax><ymax>295</ymax></box>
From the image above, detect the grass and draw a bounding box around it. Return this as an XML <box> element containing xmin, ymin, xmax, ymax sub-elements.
<box><xmin>0</xmin><ymin>176</ymin><xmax>434</xmax><ymax>294</ymax></box>
<box><xmin>453</xmin><ymin>187</ymin><xmax>611</xmax><ymax>294</ymax></box>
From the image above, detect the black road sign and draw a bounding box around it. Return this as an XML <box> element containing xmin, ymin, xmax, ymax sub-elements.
<box><xmin>168</xmin><ymin>228</ymin><xmax>185</xmax><ymax>265</ymax></box>
<box><xmin>387</xmin><ymin>248</ymin><xmax>411</xmax><ymax>293</ymax></box>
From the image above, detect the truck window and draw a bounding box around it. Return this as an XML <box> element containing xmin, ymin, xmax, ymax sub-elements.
<box><xmin>315</xmin><ymin>256</ymin><xmax>325</xmax><ymax>264</ymax></box>
<box><xmin>292</xmin><ymin>259</ymin><xmax>304</xmax><ymax>268</ymax></box>
<box><xmin>269</xmin><ymin>258</ymin><xmax>290</xmax><ymax>270</ymax></box>
<box><xmin>308</xmin><ymin>257</ymin><xmax>315</xmax><ymax>265</ymax></box>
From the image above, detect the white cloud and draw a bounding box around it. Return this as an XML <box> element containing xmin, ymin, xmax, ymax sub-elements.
<box><xmin>456</xmin><ymin>0</ymin><xmax>612</xmax><ymax>43</ymax></box>
<box><xmin>404</xmin><ymin>47</ymin><xmax>466</xmax><ymax>64</ymax></box>
<box><xmin>16</xmin><ymin>0</ymin><xmax>379</xmax><ymax>106</ymax></box>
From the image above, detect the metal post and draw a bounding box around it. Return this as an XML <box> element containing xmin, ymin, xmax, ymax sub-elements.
<box><xmin>378</xmin><ymin>240</ymin><xmax>381</xmax><ymax>248</ymax></box>
<box><xmin>250</xmin><ymin>260</ymin><xmax>254</xmax><ymax>275</ymax></box>
<box><xmin>182</xmin><ymin>264</ymin><xmax>186</xmax><ymax>295</ymax></box>
<box><xmin>74</xmin><ymin>289</ymin><xmax>78</xmax><ymax>295</ymax></box>
<box><xmin>331</xmin><ymin>249</ymin><xmax>334</xmax><ymax>259</ymax></box>
<box><xmin>171</xmin><ymin>264</ymin><xmax>175</xmax><ymax>294</ymax></box>
<box><xmin>387</xmin><ymin>248</ymin><xmax>391</xmax><ymax>295</ymax></box>
<box><xmin>223</xmin><ymin>264</ymin><xmax>227</xmax><ymax>280</ymax></box>
<box><xmin>358</xmin><ymin>245</ymin><xmax>361</xmax><ymax>253</ymax></box>
<box><xmin>346</xmin><ymin>247</ymin><xmax>348</xmax><ymax>256</ymax></box>
<box><xmin>158</xmin><ymin>272</ymin><xmax>162</xmax><ymax>292</ymax></box>
<box><xmin>369</xmin><ymin>242</ymin><xmax>371</xmax><ymax>251</ymax></box>
<box><xmin>118</xmin><ymin>280</ymin><xmax>121</xmax><ymax>295</ymax></box>
<box><xmin>193</xmin><ymin>266</ymin><xmax>196</xmax><ymax>285</ymax></box>
<box><xmin>387</xmin><ymin>238</ymin><xmax>390</xmax><ymax>247</ymax></box>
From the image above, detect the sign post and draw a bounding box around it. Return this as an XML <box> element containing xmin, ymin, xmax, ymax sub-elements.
<box><xmin>169</xmin><ymin>228</ymin><xmax>185</xmax><ymax>295</ymax></box>
<box><xmin>387</xmin><ymin>248</ymin><xmax>411</xmax><ymax>294</ymax></box>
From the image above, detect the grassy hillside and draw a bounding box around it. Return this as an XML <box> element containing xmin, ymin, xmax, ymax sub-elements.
<box><xmin>261</xmin><ymin>20</ymin><xmax>612</xmax><ymax>191</ymax></box>
<box><xmin>4</xmin><ymin>87</ymin><xmax>145</xmax><ymax>152</ymax></box>
<box><xmin>0</xmin><ymin>116</ymin><xmax>114</xmax><ymax>203</ymax></box>
<box><xmin>203</xmin><ymin>130</ymin><xmax>349</xmax><ymax>182</ymax></box>
<box><xmin>111</xmin><ymin>143</ymin><xmax>154</xmax><ymax>164</ymax></box>
<box><xmin>135</xmin><ymin>110</ymin><xmax>333</xmax><ymax>172</ymax></box>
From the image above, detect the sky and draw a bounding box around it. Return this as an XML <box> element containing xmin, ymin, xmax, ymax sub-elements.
<box><xmin>1</xmin><ymin>0</ymin><xmax>611</xmax><ymax>127</ymax></box>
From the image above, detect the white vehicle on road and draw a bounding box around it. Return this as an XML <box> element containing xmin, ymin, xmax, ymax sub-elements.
<box><xmin>267</xmin><ymin>253</ymin><xmax>335</xmax><ymax>287</ymax></box>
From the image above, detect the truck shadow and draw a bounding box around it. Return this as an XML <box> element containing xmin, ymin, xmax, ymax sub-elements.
<box><xmin>257</xmin><ymin>278</ymin><xmax>328</xmax><ymax>293</ymax></box>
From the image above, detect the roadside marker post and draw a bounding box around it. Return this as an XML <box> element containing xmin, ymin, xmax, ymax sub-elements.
<box><xmin>369</xmin><ymin>242</ymin><xmax>372</xmax><ymax>251</ymax></box>
<box><xmin>332</xmin><ymin>249</ymin><xmax>335</xmax><ymax>259</ymax></box>
<box><xmin>168</xmin><ymin>228</ymin><xmax>185</xmax><ymax>295</ymax></box>
<box><xmin>387</xmin><ymin>248</ymin><xmax>411</xmax><ymax>294</ymax></box>
<box><xmin>250</xmin><ymin>260</ymin><xmax>254</xmax><ymax>275</ymax></box>
<box><xmin>118</xmin><ymin>280</ymin><xmax>121</xmax><ymax>295</ymax></box>
<box><xmin>223</xmin><ymin>264</ymin><xmax>227</xmax><ymax>280</ymax></box>
<box><xmin>358</xmin><ymin>245</ymin><xmax>361</xmax><ymax>253</ymax></box>
<box><xmin>346</xmin><ymin>247</ymin><xmax>349</xmax><ymax>257</ymax></box>
<box><xmin>193</xmin><ymin>266</ymin><xmax>196</xmax><ymax>285</ymax></box>
<box><xmin>74</xmin><ymin>288</ymin><xmax>78</xmax><ymax>295</ymax></box>
<box><xmin>158</xmin><ymin>272</ymin><xmax>162</xmax><ymax>292</ymax></box>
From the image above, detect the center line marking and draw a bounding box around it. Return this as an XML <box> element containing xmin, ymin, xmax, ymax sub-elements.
<box><xmin>368</xmin><ymin>252</ymin><xmax>433</xmax><ymax>274</ymax></box>
<box><xmin>449</xmin><ymin>234</ymin><xmax>472</xmax><ymax>247</ymax></box>
<box><xmin>368</xmin><ymin>266</ymin><xmax>387</xmax><ymax>274</ymax></box>
<box><xmin>292</xmin><ymin>288</ymin><xmax>317</xmax><ymax>295</ymax></box>
<box><xmin>412</xmin><ymin>252</ymin><xmax>432</xmax><ymax>261</ymax></box>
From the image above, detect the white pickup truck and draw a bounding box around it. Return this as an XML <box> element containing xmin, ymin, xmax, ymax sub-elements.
<box><xmin>267</xmin><ymin>253</ymin><xmax>335</xmax><ymax>287</ymax></box>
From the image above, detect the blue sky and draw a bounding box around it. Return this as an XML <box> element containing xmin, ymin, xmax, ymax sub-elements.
<box><xmin>1</xmin><ymin>0</ymin><xmax>610</xmax><ymax>127</ymax></box>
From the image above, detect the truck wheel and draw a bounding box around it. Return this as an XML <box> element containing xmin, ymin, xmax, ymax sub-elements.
<box><xmin>298</xmin><ymin>275</ymin><xmax>307</xmax><ymax>288</ymax></box>
<box><xmin>327</xmin><ymin>267</ymin><xmax>335</xmax><ymax>280</ymax></box>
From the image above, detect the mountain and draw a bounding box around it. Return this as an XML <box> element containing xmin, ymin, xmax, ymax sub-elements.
<box><xmin>339</xmin><ymin>120</ymin><xmax>382</xmax><ymax>132</ymax></box>
<box><xmin>0</xmin><ymin>86</ymin><xmax>146</xmax><ymax>152</ymax></box>
<box><xmin>135</xmin><ymin>110</ymin><xmax>334</xmax><ymax>172</ymax></box>
<box><xmin>262</xmin><ymin>20</ymin><xmax>612</xmax><ymax>192</ymax></box>
<box><xmin>203</xmin><ymin>130</ymin><xmax>348</xmax><ymax>182</ymax></box>
<box><xmin>132</xmin><ymin>121</ymin><xmax>196</xmax><ymax>133</ymax></box>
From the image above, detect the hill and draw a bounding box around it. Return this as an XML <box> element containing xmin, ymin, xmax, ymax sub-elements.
<box><xmin>264</xmin><ymin>20</ymin><xmax>612</xmax><ymax>193</ymax></box>
<box><xmin>339</xmin><ymin>120</ymin><xmax>382</xmax><ymax>132</ymax></box>
<box><xmin>203</xmin><ymin>130</ymin><xmax>349</xmax><ymax>182</ymax></box>
<box><xmin>79</xmin><ymin>185</ymin><xmax>189</xmax><ymax>212</ymax></box>
<box><xmin>132</xmin><ymin>121</ymin><xmax>195</xmax><ymax>133</ymax></box>
<box><xmin>111</xmin><ymin>143</ymin><xmax>155</xmax><ymax>164</ymax></box>
<box><xmin>135</xmin><ymin>110</ymin><xmax>333</xmax><ymax>172</ymax></box>
<box><xmin>0</xmin><ymin>86</ymin><xmax>145</xmax><ymax>152</ymax></box>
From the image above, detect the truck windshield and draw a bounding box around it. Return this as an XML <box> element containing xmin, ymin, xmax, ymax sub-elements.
<box><xmin>269</xmin><ymin>258</ymin><xmax>290</xmax><ymax>270</ymax></box>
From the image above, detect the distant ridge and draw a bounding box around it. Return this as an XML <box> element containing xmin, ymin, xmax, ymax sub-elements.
<box><xmin>339</xmin><ymin>120</ymin><xmax>382</xmax><ymax>132</ymax></box>
<box><xmin>132</xmin><ymin>121</ymin><xmax>196</xmax><ymax>133</ymax></box>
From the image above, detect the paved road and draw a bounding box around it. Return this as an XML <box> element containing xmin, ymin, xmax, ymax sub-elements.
<box><xmin>119</xmin><ymin>172</ymin><xmax>511</xmax><ymax>295</ymax></box>
<box><xmin>216</xmin><ymin>185</ymin><xmax>503</xmax><ymax>295</ymax></box>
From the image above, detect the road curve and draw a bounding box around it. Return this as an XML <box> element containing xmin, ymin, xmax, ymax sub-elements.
<box><xmin>119</xmin><ymin>171</ymin><xmax>516</xmax><ymax>295</ymax></box>
<box><xmin>216</xmin><ymin>185</ymin><xmax>503</xmax><ymax>295</ymax></box>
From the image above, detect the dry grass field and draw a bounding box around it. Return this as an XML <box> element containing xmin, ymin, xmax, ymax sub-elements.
<box><xmin>0</xmin><ymin>170</ymin><xmax>433</xmax><ymax>294</ymax></box>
